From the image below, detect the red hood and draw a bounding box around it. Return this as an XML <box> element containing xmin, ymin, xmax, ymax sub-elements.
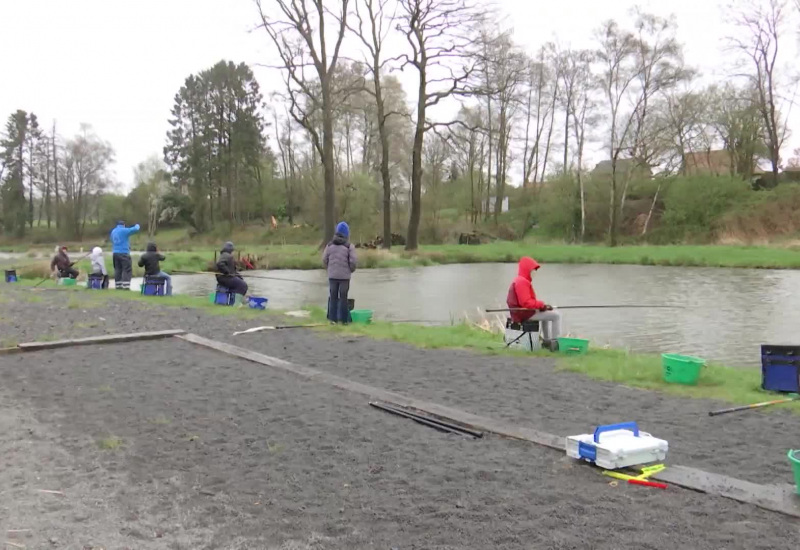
<box><xmin>517</xmin><ymin>257</ymin><xmax>541</xmax><ymax>280</ymax></box>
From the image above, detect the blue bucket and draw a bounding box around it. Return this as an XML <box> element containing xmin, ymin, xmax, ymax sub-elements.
<box><xmin>248</xmin><ymin>296</ymin><xmax>268</xmax><ymax>310</ymax></box>
<box><xmin>4</xmin><ymin>270</ymin><xmax>17</xmax><ymax>283</ymax></box>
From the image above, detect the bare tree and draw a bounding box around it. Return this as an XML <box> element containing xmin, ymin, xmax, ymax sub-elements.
<box><xmin>350</xmin><ymin>0</ymin><xmax>398</xmax><ymax>248</ymax></box>
<box><xmin>595</xmin><ymin>20</ymin><xmax>641</xmax><ymax>246</ymax></box>
<box><xmin>562</xmin><ymin>49</ymin><xmax>597</xmax><ymax>241</ymax></box>
<box><xmin>254</xmin><ymin>0</ymin><xmax>349</xmax><ymax>243</ymax></box>
<box><xmin>521</xmin><ymin>51</ymin><xmax>556</xmax><ymax>186</ymax></box>
<box><xmin>397</xmin><ymin>0</ymin><xmax>484</xmax><ymax>250</ymax></box>
<box><xmin>621</xmin><ymin>11</ymin><xmax>687</xmax><ymax>215</ymax></box>
<box><xmin>729</xmin><ymin>0</ymin><xmax>790</xmax><ymax>185</ymax></box>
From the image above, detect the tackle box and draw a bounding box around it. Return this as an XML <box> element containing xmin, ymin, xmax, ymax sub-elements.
<box><xmin>565</xmin><ymin>422</ymin><xmax>668</xmax><ymax>470</ymax></box>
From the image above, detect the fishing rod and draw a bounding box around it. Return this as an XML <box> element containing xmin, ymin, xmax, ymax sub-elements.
<box><xmin>708</xmin><ymin>394</ymin><xmax>800</xmax><ymax>417</ymax></box>
<box><xmin>171</xmin><ymin>270</ymin><xmax>325</xmax><ymax>286</ymax></box>
<box><xmin>485</xmin><ymin>305</ymin><xmax>678</xmax><ymax>313</ymax></box>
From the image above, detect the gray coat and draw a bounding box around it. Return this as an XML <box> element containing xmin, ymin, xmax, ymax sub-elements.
<box><xmin>322</xmin><ymin>235</ymin><xmax>357</xmax><ymax>280</ymax></box>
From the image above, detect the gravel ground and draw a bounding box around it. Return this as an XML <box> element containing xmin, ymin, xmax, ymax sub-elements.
<box><xmin>1</xmin><ymin>336</ymin><xmax>798</xmax><ymax>549</ymax></box>
<box><xmin>0</xmin><ymin>286</ymin><xmax>800</xmax><ymax>484</ymax></box>
<box><xmin>1</xmin><ymin>286</ymin><xmax>798</xmax><ymax>488</ymax></box>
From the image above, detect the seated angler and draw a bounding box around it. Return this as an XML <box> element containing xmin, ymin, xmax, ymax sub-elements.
<box><xmin>215</xmin><ymin>241</ymin><xmax>248</xmax><ymax>297</ymax></box>
<box><xmin>506</xmin><ymin>256</ymin><xmax>562</xmax><ymax>351</ymax></box>
<box><xmin>138</xmin><ymin>242</ymin><xmax>172</xmax><ymax>295</ymax></box>
<box><xmin>51</xmin><ymin>245</ymin><xmax>79</xmax><ymax>279</ymax></box>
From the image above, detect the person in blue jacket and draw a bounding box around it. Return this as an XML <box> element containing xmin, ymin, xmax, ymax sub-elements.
<box><xmin>109</xmin><ymin>220</ymin><xmax>140</xmax><ymax>290</ymax></box>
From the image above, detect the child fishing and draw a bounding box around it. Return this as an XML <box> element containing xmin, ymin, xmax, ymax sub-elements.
<box><xmin>322</xmin><ymin>221</ymin><xmax>357</xmax><ymax>324</ymax></box>
<box><xmin>138</xmin><ymin>242</ymin><xmax>172</xmax><ymax>295</ymax></box>
<box><xmin>506</xmin><ymin>256</ymin><xmax>562</xmax><ymax>350</ymax></box>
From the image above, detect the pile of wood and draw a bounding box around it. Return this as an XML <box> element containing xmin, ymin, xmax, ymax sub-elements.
<box><xmin>355</xmin><ymin>233</ymin><xmax>407</xmax><ymax>249</ymax></box>
<box><xmin>458</xmin><ymin>231</ymin><xmax>483</xmax><ymax>245</ymax></box>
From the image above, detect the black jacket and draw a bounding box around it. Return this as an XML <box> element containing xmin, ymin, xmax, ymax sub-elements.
<box><xmin>138</xmin><ymin>242</ymin><xmax>165</xmax><ymax>276</ymax></box>
<box><xmin>216</xmin><ymin>241</ymin><xmax>239</xmax><ymax>280</ymax></box>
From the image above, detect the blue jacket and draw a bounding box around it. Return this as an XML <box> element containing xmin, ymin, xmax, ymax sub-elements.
<box><xmin>110</xmin><ymin>224</ymin><xmax>140</xmax><ymax>254</ymax></box>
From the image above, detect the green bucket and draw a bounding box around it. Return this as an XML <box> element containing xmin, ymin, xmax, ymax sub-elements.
<box><xmin>59</xmin><ymin>277</ymin><xmax>77</xmax><ymax>286</ymax></box>
<box><xmin>557</xmin><ymin>337</ymin><xmax>590</xmax><ymax>355</ymax></box>
<box><xmin>789</xmin><ymin>450</ymin><xmax>800</xmax><ymax>495</ymax></box>
<box><xmin>662</xmin><ymin>353</ymin><xmax>705</xmax><ymax>385</ymax></box>
<box><xmin>350</xmin><ymin>309</ymin><xmax>373</xmax><ymax>324</ymax></box>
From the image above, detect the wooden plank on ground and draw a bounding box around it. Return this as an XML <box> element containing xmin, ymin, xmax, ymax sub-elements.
<box><xmin>19</xmin><ymin>330</ymin><xmax>186</xmax><ymax>352</ymax></box>
<box><xmin>177</xmin><ymin>332</ymin><xmax>800</xmax><ymax>519</ymax></box>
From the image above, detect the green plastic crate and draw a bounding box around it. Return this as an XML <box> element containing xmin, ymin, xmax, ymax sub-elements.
<box><xmin>789</xmin><ymin>450</ymin><xmax>800</xmax><ymax>495</ymax></box>
<box><xmin>661</xmin><ymin>353</ymin><xmax>705</xmax><ymax>385</ymax></box>
<box><xmin>350</xmin><ymin>309</ymin><xmax>373</xmax><ymax>324</ymax></box>
<box><xmin>558</xmin><ymin>337</ymin><xmax>589</xmax><ymax>355</ymax></box>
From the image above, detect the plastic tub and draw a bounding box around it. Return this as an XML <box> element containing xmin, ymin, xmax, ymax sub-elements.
<box><xmin>350</xmin><ymin>309</ymin><xmax>373</xmax><ymax>324</ymax></box>
<box><xmin>59</xmin><ymin>277</ymin><xmax>77</xmax><ymax>286</ymax></box>
<box><xmin>248</xmin><ymin>296</ymin><xmax>268</xmax><ymax>310</ymax></box>
<box><xmin>662</xmin><ymin>353</ymin><xmax>705</xmax><ymax>385</ymax></box>
<box><xmin>789</xmin><ymin>450</ymin><xmax>800</xmax><ymax>495</ymax></box>
<box><xmin>558</xmin><ymin>337</ymin><xmax>589</xmax><ymax>355</ymax></box>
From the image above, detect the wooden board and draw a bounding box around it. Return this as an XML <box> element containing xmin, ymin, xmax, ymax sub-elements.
<box><xmin>18</xmin><ymin>330</ymin><xmax>186</xmax><ymax>352</ymax></box>
<box><xmin>177</xmin><ymin>332</ymin><xmax>800</xmax><ymax>518</ymax></box>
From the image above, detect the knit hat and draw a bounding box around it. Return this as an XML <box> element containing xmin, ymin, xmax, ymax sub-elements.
<box><xmin>335</xmin><ymin>221</ymin><xmax>350</xmax><ymax>238</ymax></box>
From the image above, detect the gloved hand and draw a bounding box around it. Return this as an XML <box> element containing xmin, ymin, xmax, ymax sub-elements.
<box><xmin>546</xmin><ymin>304</ymin><xmax>553</xmax><ymax>311</ymax></box>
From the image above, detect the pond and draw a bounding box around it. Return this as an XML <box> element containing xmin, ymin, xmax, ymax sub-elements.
<box><xmin>132</xmin><ymin>263</ymin><xmax>800</xmax><ymax>367</ymax></box>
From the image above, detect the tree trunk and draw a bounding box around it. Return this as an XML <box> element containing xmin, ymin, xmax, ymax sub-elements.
<box><xmin>405</xmin><ymin>64</ymin><xmax>427</xmax><ymax>251</ymax></box>
<box><xmin>493</xmin><ymin>105</ymin><xmax>507</xmax><ymax>224</ymax></box>
<box><xmin>52</xmin><ymin>127</ymin><xmax>60</xmax><ymax>230</ymax></box>
<box><xmin>374</xmin><ymin>71</ymin><xmax>392</xmax><ymax>249</ymax></box>
<box><xmin>484</xmin><ymin>96</ymin><xmax>493</xmax><ymax>221</ymax></box>
<box><xmin>642</xmin><ymin>181</ymin><xmax>661</xmax><ymax>236</ymax></box>
<box><xmin>321</xmin><ymin>78</ymin><xmax>336</xmax><ymax>243</ymax></box>
<box><xmin>609</xmin><ymin>158</ymin><xmax>618</xmax><ymax>247</ymax></box>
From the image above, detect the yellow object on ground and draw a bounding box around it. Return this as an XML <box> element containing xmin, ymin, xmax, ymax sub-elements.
<box><xmin>602</xmin><ymin>470</ymin><xmax>638</xmax><ymax>482</ymax></box>
<box><xmin>602</xmin><ymin>464</ymin><xmax>666</xmax><ymax>482</ymax></box>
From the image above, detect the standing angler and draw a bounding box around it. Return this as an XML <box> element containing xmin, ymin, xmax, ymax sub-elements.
<box><xmin>322</xmin><ymin>221</ymin><xmax>357</xmax><ymax>324</ymax></box>
<box><xmin>110</xmin><ymin>220</ymin><xmax>140</xmax><ymax>290</ymax></box>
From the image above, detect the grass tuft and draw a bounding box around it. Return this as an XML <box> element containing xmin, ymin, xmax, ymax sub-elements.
<box><xmin>97</xmin><ymin>436</ymin><xmax>123</xmax><ymax>450</ymax></box>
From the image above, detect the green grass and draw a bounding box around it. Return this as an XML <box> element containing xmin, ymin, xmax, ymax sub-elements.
<box><xmin>97</xmin><ymin>436</ymin><xmax>123</xmax><ymax>450</ymax></box>
<box><xmin>309</xmin><ymin>310</ymin><xmax>800</xmax><ymax>413</ymax></box>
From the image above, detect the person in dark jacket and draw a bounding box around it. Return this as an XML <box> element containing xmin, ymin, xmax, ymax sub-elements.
<box><xmin>215</xmin><ymin>241</ymin><xmax>248</xmax><ymax>296</ymax></box>
<box><xmin>137</xmin><ymin>242</ymin><xmax>172</xmax><ymax>295</ymax></box>
<box><xmin>322</xmin><ymin>221</ymin><xmax>357</xmax><ymax>323</ymax></box>
<box><xmin>50</xmin><ymin>246</ymin><xmax>79</xmax><ymax>279</ymax></box>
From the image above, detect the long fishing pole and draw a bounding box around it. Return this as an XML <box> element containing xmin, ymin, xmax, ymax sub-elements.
<box><xmin>171</xmin><ymin>270</ymin><xmax>325</xmax><ymax>286</ymax></box>
<box><xmin>485</xmin><ymin>305</ymin><xmax>677</xmax><ymax>313</ymax></box>
<box><xmin>708</xmin><ymin>395</ymin><xmax>800</xmax><ymax>417</ymax></box>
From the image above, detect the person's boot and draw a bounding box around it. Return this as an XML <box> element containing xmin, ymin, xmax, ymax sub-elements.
<box><xmin>548</xmin><ymin>339</ymin><xmax>560</xmax><ymax>352</ymax></box>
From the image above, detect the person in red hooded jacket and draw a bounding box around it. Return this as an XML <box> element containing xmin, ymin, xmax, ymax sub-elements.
<box><xmin>506</xmin><ymin>256</ymin><xmax>562</xmax><ymax>349</ymax></box>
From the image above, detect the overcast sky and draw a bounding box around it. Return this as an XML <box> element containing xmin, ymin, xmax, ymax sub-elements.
<box><xmin>1</xmin><ymin>0</ymin><xmax>797</xmax><ymax>191</ymax></box>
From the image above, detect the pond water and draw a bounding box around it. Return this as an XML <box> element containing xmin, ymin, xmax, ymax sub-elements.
<box><xmin>131</xmin><ymin>263</ymin><xmax>800</xmax><ymax>367</ymax></box>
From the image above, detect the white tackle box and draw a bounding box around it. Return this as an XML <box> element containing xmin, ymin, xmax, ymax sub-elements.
<box><xmin>565</xmin><ymin>422</ymin><xmax>668</xmax><ymax>470</ymax></box>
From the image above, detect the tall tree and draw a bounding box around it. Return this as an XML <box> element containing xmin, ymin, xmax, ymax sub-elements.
<box><xmin>255</xmin><ymin>0</ymin><xmax>349</xmax><ymax>243</ymax></box>
<box><xmin>595</xmin><ymin>20</ymin><xmax>640</xmax><ymax>246</ymax></box>
<box><xmin>349</xmin><ymin>0</ymin><xmax>398</xmax><ymax>248</ymax></box>
<box><xmin>164</xmin><ymin>61</ymin><xmax>267</xmax><ymax>230</ymax></box>
<box><xmin>398</xmin><ymin>0</ymin><xmax>484</xmax><ymax>250</ymax></box>
<box><xmin>60</xmin><ymin>125</ymin><xmax>115</xmax><ymax>240</ymax></box>
<box><xmin>0</xmin><ymin>110</ymin><xmax>35</xmax><ymax>237</ymax></box>
<box><xmin>729</xmin><ymin>0</ymin><xmax>790</xmax><ymax>185</ymax></box>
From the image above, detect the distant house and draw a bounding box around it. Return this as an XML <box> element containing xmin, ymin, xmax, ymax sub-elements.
<box><xmin>683</xmin><ymin>150</ymin><xmax>736</xmax><ymax>177</ymax></box>
<box><xmin>682</xmin><ymin>149</ymin><xmax>767</xmax><ymax>179</ymax></box>
<box><xmin>591</xmin><ymin>159</ymin><xmax>652</xmax><ymax>180</ymax></box>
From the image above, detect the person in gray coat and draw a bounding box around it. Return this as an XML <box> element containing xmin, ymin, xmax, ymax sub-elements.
<box><xmin>322</xmin><ymin>221</ymin><xmax>357</xmax><ymax>323</ymax></box>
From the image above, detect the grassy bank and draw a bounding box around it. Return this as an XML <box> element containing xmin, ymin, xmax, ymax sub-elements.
<box><xmin>8</xmin><ymin>241</ymin><xmax>800</xmax><ymax>280</ymax></box>
<box><xmin>310</xmin><ymin>310</ymin><xmax>800</xmax><ymax>413</ymax></box>
<box><xmin>4</xmin><ymin>282</ymin><xmax>797</xmax><ymax>412</ymax></box>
